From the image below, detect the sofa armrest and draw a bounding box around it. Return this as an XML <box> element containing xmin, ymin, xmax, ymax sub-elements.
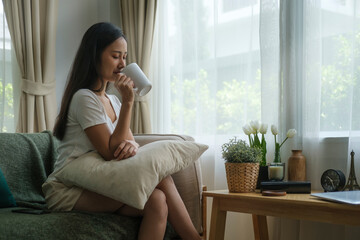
<box><xmin>134</xmin><ymin>134</ymin><xmax>204</xmax><ymax>235</ymax></box>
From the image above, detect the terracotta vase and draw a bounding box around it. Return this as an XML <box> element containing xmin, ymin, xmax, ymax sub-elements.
<box><xmin>287</xmin><ymin>150</ymin><xmax>306</xmax><ymax>181</ymax></box>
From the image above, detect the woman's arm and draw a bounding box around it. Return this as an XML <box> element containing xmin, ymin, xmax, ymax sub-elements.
<box><xmin>85</xmin><ymin>124</ymin><xmax>138</xmax><ymax>161</ymax></box>
<box><xmin>85</xmin><ymin>74</ymin><xmax>138</xmax><ymax>161</ymax></box>
<box><xmin>113</xmin><ymin>129</ymin><xmax>139</xmax><ymax>160</ymax></box>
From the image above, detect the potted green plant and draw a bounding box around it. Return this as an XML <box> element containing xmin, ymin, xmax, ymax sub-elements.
<box><xmin>222</xmin><ymin>137</ymin><xmax>262</xmax><ymax>192</ymax></box>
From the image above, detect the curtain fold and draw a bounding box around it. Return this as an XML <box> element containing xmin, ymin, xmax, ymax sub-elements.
<box><xmin>119</xmin><ymin>0</ymin><xmax>156</xmax><ymax>134</ymax></box>
<box><xmin>2</xmin><ymin>0</ymin><xmax>58</xmax><ymax>133</ymax></box>
<box><xmin>0</xmin><ymin>3</ymin><xmax>20</xmax><ymax>132</ymax></box>
<box><xmin>347</xmin><ymin>0</ymin><xmax>360</xmax><ymax>188</ymax></box>
<box><xmin>148</xmin><ymin>0</ymin><xmax>171</xmax><ymax>133</ymax></box>
<box><xmin>260</xmin><ymin>0</ymin><xmax>280</xmax><ymax>162</ymax></box>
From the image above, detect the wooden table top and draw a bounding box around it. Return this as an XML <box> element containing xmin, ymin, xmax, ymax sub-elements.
<box><xmin>204</xmin><ymin>189</ymin><xmax>360</xmax><ymax>207</ymax></box>
<box><xmin>203</xmin><ymin>190</ymin><xmax>360</xmax><ymax>226</ymax></box>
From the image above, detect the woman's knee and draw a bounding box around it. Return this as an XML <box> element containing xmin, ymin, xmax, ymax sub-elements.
<box><xmin>145</xmin><ymin>189</ymin><xmax>168</xmax><ymax>218</ymax></box>
<box><xmin>156</xmin><ymin>176</ymin><xmax>175</xmax><ymax>190</ymax></box>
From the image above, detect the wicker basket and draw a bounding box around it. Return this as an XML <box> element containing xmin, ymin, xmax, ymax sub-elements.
<box><xmin>225</xmin><ymin>162</ymin><xmax>260</xmax><ymax>193</ymax></box>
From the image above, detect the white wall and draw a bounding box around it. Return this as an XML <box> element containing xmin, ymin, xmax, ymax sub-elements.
<box><xmin>55</xmin><ymin>0</ymin><xmax>121</xmax><ymax>109</ymax></box>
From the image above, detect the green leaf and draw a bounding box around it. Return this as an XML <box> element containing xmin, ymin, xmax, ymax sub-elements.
<box><xmin>253</xmin><ymin>134</ymin><xmax>261</xmax><ymax>148</ymax></box>
<box><xmin>260</xmin><ymin>136</ymin><xmax>267</xmax><ymax>166</ymax></box>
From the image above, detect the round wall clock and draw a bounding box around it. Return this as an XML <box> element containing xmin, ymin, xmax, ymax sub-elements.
<box><xmin>320</xmin><ymin>169</ymin><xmax>346</xmax><ymax>192</ymax></box>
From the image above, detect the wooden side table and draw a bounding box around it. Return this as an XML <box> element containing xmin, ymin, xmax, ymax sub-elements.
<box><xmin>203</xmin><ymin>190</ymin><xmax>360</xmax><ymax>240</ymax></box>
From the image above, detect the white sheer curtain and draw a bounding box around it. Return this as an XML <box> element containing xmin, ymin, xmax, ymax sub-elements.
<box><xmin>348</xmin><ymin>0</ymin><xmax>360</xmax><ymax>189</ymax></box>
<box><xmin>296</xmin><ymin>0</ymin><xmax>360</xmax><ymax>239</ymax></box>
<box><xmin>150</xmin><ymin>0</ymin><xmax>360</xmax><ymax>239</ymax></box>
<box><xmin>0</xmin><ymin>3</ymin><xmax>19</xmax><ymax>133</ymax></box>
<box><xmin>151</xmin><ymin>0</ymin><xmax>273</xmax><ymax>238</ymax></box>
<box><xmin>263</xmin><ymin>1</ymin><xmax>360</xmax><ymax>239</ymax></box>
<box><xmin>150</xmin><ymin>0</ymin><xmax>264</xmax><ymax>175</ymax></box>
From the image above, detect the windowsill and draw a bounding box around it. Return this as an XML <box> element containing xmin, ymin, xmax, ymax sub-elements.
<box><xmin>319</xmin><ymin>131</ymin><xmax>349</xmax><ymax>143</ymax></box>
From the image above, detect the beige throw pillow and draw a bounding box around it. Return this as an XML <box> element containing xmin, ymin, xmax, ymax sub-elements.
<box><xmin>55</xmin><ymin>140</ymin><xmax>208</xmax><ymax>209</ymax></box>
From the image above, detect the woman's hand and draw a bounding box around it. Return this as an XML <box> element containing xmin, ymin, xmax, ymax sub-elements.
<box><xmin>114</xmin><ymin>73</ymin><xmax>134</xmax><ymax>103</ymax></box>
<box><xmin>113</xmin><ymin>140</ymin><xmax>139</xmax><ymax>160</ymax></box>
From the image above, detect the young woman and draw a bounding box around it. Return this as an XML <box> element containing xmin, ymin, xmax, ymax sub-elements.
<box><xmin>42</xmin><ymin>22</ymin><xmax>201</xmax><ymax>240</ymax></box>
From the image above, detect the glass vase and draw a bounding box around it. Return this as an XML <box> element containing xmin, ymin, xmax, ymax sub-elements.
<box><xmin>274</xmin><ymin>143</ymin><xmax>281</xmax><ymax>163</ymax></box>
<box><xmin>268</xmin><ymin>162</ymin><xmax>285</xmax><ymax>181</ymax></box>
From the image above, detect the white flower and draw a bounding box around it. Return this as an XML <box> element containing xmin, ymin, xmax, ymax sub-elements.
<box><xmin>286</xmin><ymin>129</ymin><xmax>297</xmax><ymax>138</ymax></box>
<box><xmin>259</xmin><ymin>123</ymin><xmax>268</xmax><ymax>134</ymax></box>
<box><xmin>242</xmin><ymin>124</ymin><xmax>252</xmax><ymax>135</ymax></box>
<box><xmin>271</xmin><ymin>125</ymin><xmax>278</xmax><ymax>135</ymax></box>
<box><xmin>250</xmin><ymin>120</ymin><xmax>260</xmax><ymax>132</ymax></box>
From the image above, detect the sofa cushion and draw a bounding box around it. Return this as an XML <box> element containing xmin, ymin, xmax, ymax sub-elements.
<box><xmin>55</xmin><ymin>140</ymin><xmax>208</xmax><ymax>209</ymax></box>
<box><xmin>0</xmin><ymin>208</ymin><xmax>178</xmax><ymax>240</ymax></box>
<box><xmin>0</xmin><ymin>167</ymin><xmax>16</xmax><ymax>208</ymax></box>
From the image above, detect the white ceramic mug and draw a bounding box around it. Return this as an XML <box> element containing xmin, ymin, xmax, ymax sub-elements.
<box><xmin>122</xmin><ymin>63</ymin><xmax>152</xmax><ymax>97</ymax></box>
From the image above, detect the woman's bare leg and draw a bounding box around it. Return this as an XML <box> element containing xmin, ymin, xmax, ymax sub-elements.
<box><xmin>156</xmin><ymin>176</ymin><xmax>201</xmax><ymax>240</ymax></box>
<box><xmin>73</xmin><ymin>189</ymin><xmax>124</xmax><ymax>212</ymax></box>
<box><xmin>74</xmin><ymin>189</ymin><xmax>168</xmax><ymax>240</ymax></box>
<box><xmin>118</xmin><ymin>189</ymin><xmax>168</xmax><ymax>240</ymax></box>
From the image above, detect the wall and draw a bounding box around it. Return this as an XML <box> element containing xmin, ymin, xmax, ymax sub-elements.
<box><xmin>55</xmin><ymin>0</ymin><xmax>121</xmax><ymax>109</ymax></box>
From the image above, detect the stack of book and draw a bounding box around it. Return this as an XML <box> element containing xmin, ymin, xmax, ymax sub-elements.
<box><xmin>260</xmin><ymin>181</ymin><xmax>311</xmax><ymax>193</ymax></box>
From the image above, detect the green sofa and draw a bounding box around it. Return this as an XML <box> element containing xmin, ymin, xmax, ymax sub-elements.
<box><xmin>0</xmin><ymin>132</ymin><xmax>205</xmax><ymax>240</ymax></box>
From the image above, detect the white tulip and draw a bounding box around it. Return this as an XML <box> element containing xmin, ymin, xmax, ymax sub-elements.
<box><xmin>287</xmin><ymin>129</ymin><xmax>297</xmax><ymax>138</ymax></box>
<box><xmin>250</xmin><ymin>120</ymin><xmax>260</xmax><ymax>132</ymax></box>
<box><xmin>242</xmin><ymin>124</ymin><xmax>252</xmax><ymax>135</ymax></box>
<box><xmin>259</xmin><ymin>123</ymin><xmax>268</xmax><ymax>134</ymax></box>
<box><xmin>271</xmin><ymin>125</ymin><xmax>278</xmax><ymax>135</ymax></box>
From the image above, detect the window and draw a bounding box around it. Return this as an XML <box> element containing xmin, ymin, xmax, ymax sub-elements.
<box><xmin>166</xmin><ymin>0</ymin><xmax>359</xmax><ymax>136</ymax></box>
<box><xmin>0</xmin><ymin>3</ymin><xmax>15</xmax><ymax>132</ymax></box>
<box><xmin>165</xmin><ymin>0</ymin><xmax>261</xmax><ymax>135</ymax></box>
<box><xmin>319</xmin><ymin>0</ymin><xmax>360</xmax><ymax>133</ymax></box>
<box><xmin>154</xmin><ymin>0</ymin><xmax>358</xmax><ymax>140</ymax></box>
<box><xmin>222</xmin><ymin>0</ymin><xmax>257</xmax><ymax>13</ymax></box>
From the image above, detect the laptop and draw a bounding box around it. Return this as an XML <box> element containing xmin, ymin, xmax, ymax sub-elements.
<box><xmin>311</xmin><ymin>191</ymin><xmax>360</xmax><ymax>205</ymax></box>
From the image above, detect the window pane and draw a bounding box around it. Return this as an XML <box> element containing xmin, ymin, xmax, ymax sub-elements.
<box><xmin>320</xmin><ymin>0</ymin><xmax>360</xmax><ymax>132</ymax></box>
<box><xmin>167</xmin><ymin>0</ymin><xmax>261</xmax><ymax>135</ymax></box>
<box><xmin>0</xmin><ymin>3</ymin><xmax>15</xmax><ymax>132</ymax></box>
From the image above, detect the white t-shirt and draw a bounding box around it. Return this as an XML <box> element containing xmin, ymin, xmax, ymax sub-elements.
<box><xmin>48</xmin><ymin>89</ymin><xmax>121</xmax><ymax>181</ymax></box>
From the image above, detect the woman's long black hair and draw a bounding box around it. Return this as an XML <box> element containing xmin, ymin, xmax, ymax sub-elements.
<box><xmin>53</xmin><ymin>22</ymin><xmax>126</xmax><ymax>140</ymax></box>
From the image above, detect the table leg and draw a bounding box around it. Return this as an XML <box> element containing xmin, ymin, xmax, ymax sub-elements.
<box><xmin>209</xmin><ymin>198</ymin><xmax>227</xmax><ymax>240</ymax></box>
<box><xmin>252</xmin><ymin>214</ymin><xmax>269</xmax><ymax>240</ymax></box>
